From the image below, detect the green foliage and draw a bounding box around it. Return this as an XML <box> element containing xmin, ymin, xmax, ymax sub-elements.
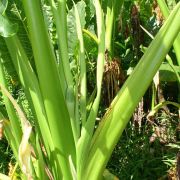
<box><xmin>107</xmin><ymin>118</ymin><xmax>179</xmax><ymax>179</ymax></box>
<box><xmin>0</xmin><ymin>0</ymin><xmax>180</xmax><ymax>179</ymax></box>
<box><xmin>0</xmin><ymin>139</ymin><xmax>12</xmax><ymax>174</ymax></box>
<box><xmin>0</xmin><ymin>0</ymin><xmax>18</xmax><ymax>37</ymax></box>
<box><xmin>159</xmin><ymin>63</ymin><xmax>180</xmax><ymax>82</ymax></box>
<box><xmin>67</xmin><ymin>0</ymin><xmax>86</xmax><ymax>55</ymax></box>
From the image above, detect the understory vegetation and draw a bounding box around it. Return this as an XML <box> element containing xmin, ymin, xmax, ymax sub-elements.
<box><xmin>0</xmin><ymin>0</ymin><xmax>180</xmax><ymax>179</ymax></box>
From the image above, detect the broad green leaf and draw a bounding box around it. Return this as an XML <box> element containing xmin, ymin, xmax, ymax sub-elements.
<box><xmin>87</xmin><ymin>0</ymin><xmax>95</xmax><ymax>19</ymax></box>
<box><xmin>48</xmin><ymin>0</ymin><xmax>73</xmax><ymax>91</ymax></box>
<box><xmin>157</xmin><ymin>0</ymin><xmax>180</xmax><ymax>65</ymax></box>
<box><xmin>159</xmin><ymin>63</ymin><xmax>180</xmax><ymax>82</ymax></box>
<box><xmin>22</xmin><ymin>0</ymin><xmax>76</xmax><ymax>178</ymax></box>
<box><xmin>4</xmin><ymin>35</ymin><xmax>54</xmax><ymax>157</ymax></box>
<box><xmin>0</xmin><ymin>0</ymin><xmax>8</xmax><ymax>14</ymax></box>
<box><xmin>67</xmin><ymin>0</ymin><xmax>86</xmax><ymax>55</ymax></box>
<box><xmin>0</xmin><ymin>0</ymin><xmax>31</xmax><ymax>82</ymax></box>
<box><xmin>9</xmin><ymin>0</ymin><xmax>33</xmax><ymax>62</ymax></box>
<box><xmin>0</xmin><ymin>14</ymin><xmax>18</xmax><ymax>37</ymax></box>
<box><xmin>85</xmin><ymin>0</ymin><xmax>95</xmax><ymax>27</ymax></box>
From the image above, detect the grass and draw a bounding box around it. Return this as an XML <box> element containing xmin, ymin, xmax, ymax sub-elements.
<box><xmin>0</xmin><ymin>138</ymin><xmax>13</xmax><ymax>175</ymax></box>
<box><xmin>1</xmin><ymin>111</ymin><xmax>179</xmax><ymax>179</ymax></box>
<box><xmin>107</xmin><ymin>111</ymin><xmax>179</xmax><ymax>179</ymax></box>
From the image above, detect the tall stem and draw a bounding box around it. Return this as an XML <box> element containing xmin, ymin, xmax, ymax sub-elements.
<box><xmin>85</xmin><ymin>3</ymin><xmax>180</xmax><ymax>179</ymax></box>
<box><xmin>22</xmin><ymin>0</ymin><xmax>76</xmax><ymax>179</ymax></box>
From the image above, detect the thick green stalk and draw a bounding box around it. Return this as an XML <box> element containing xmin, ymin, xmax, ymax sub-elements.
<box><xmin>77</xmin><ymin>0</ymin><xmax>105</xmax><ymax>179</ymax></box>
<box><xmin>105</xmin><ymin>0</ymin><xmax>114</xmax><ymax>53</ymax></box>
<box><xmin>74</xmin><ymin>2</ymin><xmax>86</xmax><ymax>127</ymax></box>
<box><xmin>148</xmin><ymin>101</ymin><xmax>180</xmax><ymax>118</ymax></box>
<box><xmin>75</xmin><ymin>80</ymin><xmax>80</xmax><ymax>139</ymax></box>
<box><xmin>4</xmin><ymin>36</ymin><xmax>55</xmax><ymax>165</ymax></box>
<box><xmin>84</xmin><ymin>3</ymin><xmax>180</xmax><ymax>179</ymax></box>
<box><xmin>157</xmin><ymin>0</ymin><xmax>180</xmax><ymax>117</ymax></box>
<box><xmin>84</xmin><ymin>0</ymin><xmax>105</xmax><ymax>142</ymax></box>
<box><xmin>140</xmin><ymin>28</ymin><xmax>180</xmax><ymax>83</ymax></box>
<box><xmin>82</xmin><ymin>29</ymin><xmax>98</xmax><ymax>44</ymax></box>
<box><xmin>157</xmin><ymin>0</ymin><xmax>169</xmax><ymax>17</ymax></box>
<box><xmin>105</xmin><ymin>0</ymin><xmax>124</xmax><ymax>55</ymax></box>
<box><xmin>48</xmin><ymin>0</ymin><xmax>73</xmax><ymax>88</ymax></box>
<box><xmin>49</xmin><ymin>0</ymin><xmax>77</xmax><ymax>143</ymax></box>
<box><xmin>56</xmin><ymin>0</ymin><xmax>73</xmax><ymax>87</ymax></box>
<box><xmin>157</xmin><ymin>0</ymin><xmax>180</xmax><ymax>65</ymax></box>
<box><xmin>21</xmin><ymin>0</ymin><xmax>76</xmax><ymax>179</ymax></box>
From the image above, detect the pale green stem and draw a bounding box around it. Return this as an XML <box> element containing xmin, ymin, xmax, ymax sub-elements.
<box><xmin>82</xmin><ymin>29</ymin><xmax>98</xmax><ymax>44</ymax></box>
<box><xmin>74</xmin><ymin>2</ymin><xmax>86</xmax><ymax>126</ymax></box>
<box><xmin>85</xmin><ymin>3</ymin><xmax>180</xmax><ymax>179</ymax></box>
<box><xmin>76</xmin><ymin>1</ymin><xmax>105</xmax><ymax>179</ymax></box>
<box><xmin>48</xmin><ymin>0</ymin><xmax>73</xmax><ymax>87</ymax></box>
<box><xmin>22</xmin><ymin>0</ymin><xmax>76</xmax><ymax>179</ymax></box>
<box><xmin>105</xmin><ymin>0</ymin><xmax>114</xmax><ymax>53</ymax></box>
<box><xmin>148</xmin><ymin>101</ymin><xmax>180</xmax><ymax>118</ymax></box>
<box><xmin>157</xmin><ymin>0</ymin><xmax>180</xmax><ymax>65</ymax></box>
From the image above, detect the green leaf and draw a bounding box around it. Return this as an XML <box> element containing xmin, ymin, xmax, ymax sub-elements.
<box><xmin>0</xmin><ymin>111</ymin><xmax>3</xmax><ymax>119</ymax></box>
<box><xmin>83</xmin><ymin>30</ymin><xmax>98</xmax><ymax>52</ymax></box>
<box><xmin>0</xmin><ymin>14</ymin><xmax>18</xmax><ymax>37</ymax></box>
<box><xmin>159</xmin><ymin>63</ymin><xmax>180</xmax><ymax>82</ymax></box>
<box><xmin>85</xmin><ymin>2</ymin><xmax>180</xmax><ymax>179</ymax></box>
<box><xmin>157</xmin><ymin>0</ymin><xmax>180</xmax><ymax>65</ymax></box>
<box><xmin>67</xmin><ymin>0</ymin><xmax>86</xmax><ymax>55</ymax></box>
<box><xmin>9</xmin><ymin>0</ymin><xmax>34</xmax><ymax>62</ymax></box>
<box><xmin>21</xmin><ymin>0</ymin><xmax>76</xmax><ymax>178</ymax></box>
<box><xmin>0</xmin><ymin>0</ymin><xmax>8</xmax><ymax>14</ymax></box>
<box><xmin>77</xmin><ymin>0</ymin><xmax>105</xmax><ymax>178</ymax></box>
<box><xmin>86</xmin><ymin>0</ymin><xmax>95</xmax><ymax>25</ymax></box>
